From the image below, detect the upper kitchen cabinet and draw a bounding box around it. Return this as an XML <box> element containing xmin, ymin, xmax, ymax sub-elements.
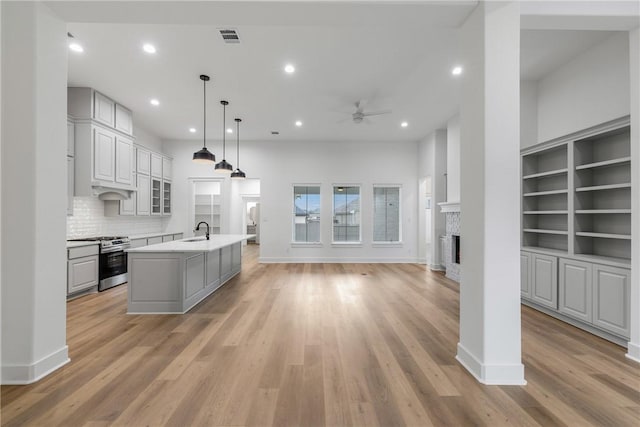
<box><xmin>137</xmin><ymin>148</ymin><xmax>151</xmax><ymax>176</ymax></box>
<box><xmin>68</xmin><ymin>87</ymin><xmax>134</xmax><ymax>137</ymax></box>
<box><xmin>93</xmin><ymin>91</ymin><xmax>115</xmax><ymax>127</ymax></box>
<box><xmin>68</xmin><ymin>87</ymin><xmax>135</xmax><ymax>198</ymax></box>
<box><xmin>162</xmin><ymin>156</ymin><xmax>172</xmax><ymax>180</ymax></box>
<box><xmin>151</xmin><ymin>153</ymin><xmax>163</xmax><ymax>178</ymax></box>
<box><xmin>115</xmin><ymin>104</ymin><xmax>133</xmax><ymax>135</ymax></box>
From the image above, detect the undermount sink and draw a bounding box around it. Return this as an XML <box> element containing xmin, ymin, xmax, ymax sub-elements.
<box><xmin>180</xmin><ymin>238</ymin><xmax>206</xmax><ymax>242</ymax></box>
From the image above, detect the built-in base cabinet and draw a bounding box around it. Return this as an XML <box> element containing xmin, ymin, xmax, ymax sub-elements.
<box><xmin>67</xmin><ymin>245</ymin><xmax>100</xmax><ymax>295</ymax></box>
<box><xmin>522</xmin><ymin>250</ymin><xmax>630</xmax><ymax>340</ymax></box>
<box><xmin>592</xmin><ymin>265</ymin><xmax>630</xmax><ymax>338</ymax></box>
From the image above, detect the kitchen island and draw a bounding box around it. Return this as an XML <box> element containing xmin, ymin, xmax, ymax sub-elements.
<box><xmin>126</xmin><ymin>234</ymin><xmax>254</xmax><ymax>314</ymax></box>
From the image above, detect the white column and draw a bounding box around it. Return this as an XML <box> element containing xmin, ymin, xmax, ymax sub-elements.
<box><xmin>456</xmin><ymin>1</ymin><xmax>525</xmax><ymax>385</ymax></box>
<box><xmin>1</xmin><ymin>2</ymin><xmax>69</xmax><ymax>384</ymax></box>
<box><xmin>627</xmin><ymin>27</ymin><xmax>640</xmax><ymax>363</ymax></box>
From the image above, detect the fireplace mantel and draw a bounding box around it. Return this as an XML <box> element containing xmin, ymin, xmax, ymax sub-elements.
<box><xmin>438</xmin><ymin>201</ymin><xmax>460</xmax><ymax>213</ymax></box>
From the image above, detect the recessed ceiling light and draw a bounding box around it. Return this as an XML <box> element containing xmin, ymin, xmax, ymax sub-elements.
<box><xmin>189</xmin><ymin>128</ymin><xmax>197</xmax><ymax>133</ymax></box>
<box><xmin>295</xmin><ymin>120</ymin><xmax>302</xmax><ymax>127</ymax></box>
<box><xmin>69</xmin><ymin>42</ymin><xmax>84</xmax><ymax>53</ymax></box>
<box><xmin>284</xmin><ymin>64</ymin><xmax>295</xmax><ymax>74</ymax></box>
<box><xmin>452</xmin><ymin>66</ymin><xmax>463</xmax><ymax>76</ymax></box>
<box><xmin>226</xmin><ymin>128</ymin><xmax>233</xmax><ymax>134</ymax></box>
<box><xmin>401</xmin><ymin>121</ymin><xmax>408</xmax><ymax>128</ymax></box>
<box><xmin>150</xmin><ymin>99</ymin><xmax>160</xmax><ymax>106</ymax></box>
<box><xmin>143</xmin><ymin>43</ymin><xmax>156</xmax><ymax>54</ymax></box>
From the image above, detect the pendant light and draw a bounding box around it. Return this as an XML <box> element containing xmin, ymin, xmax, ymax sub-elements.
<box><xmin>192</xmin><ymin>75</ymin><xmax>216</xmax><ymax>164</ymax></box>
<box><xmin>231</xmin><ymin>118</ymin><xmax>246</xmax><ymax>180</ymax></box>
<box><xmin>214</xmin><ymin>100</ymin><xmax>233</xmax><ymax>173</ymax></box>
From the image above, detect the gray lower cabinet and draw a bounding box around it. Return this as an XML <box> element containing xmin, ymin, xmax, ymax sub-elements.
<box><xmin>231</xmin><ymin>242</ymin><xmax>241</xmax><ymax>274</ymax></box>
<box><xmin>558</xmin><ymin>258</ymin><xmax>592</xmax><ymax>323</ymax></box>
<box><xmin>162</xmin><ymin>235</ymin><xmax>174</xmax><ymax>243</ymax></box>
<box><xmin>530</xmin><ymin>253</ymin><xmax>558</xmax><ymax>309</ymax></box>
<box><xmin>67</xmin><ymin>245</ymin><xmax>100</xmax><ymax>295</ymax></box>
<box><xmin>130</xmin><ymin>238</ymin><xmax>148</xmax><ymax>248</ymax></box>
<box><xmin>220</xmin><ymin>245</ymin><xmax>233</xmax><ymax>282</ymax></box>
<box><xmin>520</xmin><ymin>252</ymin><xmax>531</xmax><ymax>298</ymax></box>
<box><xmin>593</xmin><ymin>264</ymin><xmax>630</xmax><ymax>338</ymax></box>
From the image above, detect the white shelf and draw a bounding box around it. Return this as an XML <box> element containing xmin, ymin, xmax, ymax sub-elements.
<box><xmin>575</xmin><ymin>183</ymin><xmax>631</xmax><ymax>192</ymax></box>
<box><xmin>523</xmin><ymin>189</ymin><xmax>568</xmax><ymax>197</ymax></box>
<box><xmin>522</xmin><ymin>168</ymin><xmax>568</xmax><ymax>180</ymax></box>
<box><xmin>575</xmin><ymin>209</ymin><xmax>631</xmax><ymax>214</ymax></box>
<box><xmin>523</xmin><ymin>229</ymin><xmax>568</xmax><ymax>235</ymax></box>
<box><xmin>576</xmin><ymin>156</ymin><xmax>631</xmax><ymax>170</ymax></box>
<box><xmin>576</xmin><ymin>232</ymin><xmax>631</xmax><ymax>240</ymax></box>
<box><xmin>523</xmin><ymin>210</ymin><xmax>568</xmax><ymax>215</ymax></box>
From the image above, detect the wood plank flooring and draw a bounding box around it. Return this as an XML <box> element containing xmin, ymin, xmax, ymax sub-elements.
<box><xmin>2</xmin><ymin>245</ymin><xmax>639</xmax><ymax>426</ymax></box>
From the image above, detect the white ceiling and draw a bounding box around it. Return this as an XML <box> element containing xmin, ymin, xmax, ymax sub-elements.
<box><xmin>59</xmin><ymin>1</ymin><xmax>618</xmax><ymax>143</ymax></box>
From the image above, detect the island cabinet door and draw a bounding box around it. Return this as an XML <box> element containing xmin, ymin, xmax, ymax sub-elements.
<box><xmin>206</xmin><ymin>249</ymin><xmax>221</xmax><ymax>289</ymax></box>
<box><xmin>185</xmin><ymin>253</ymin><xmax>206</xmax><ymax>300</ymax></box>
<box><xmin>231</xmin><ymin>242</ymin><xmax>241</xmax><ymax>274</ymax></box>
<box><xmin>221</xmin><ymin>246</ymin><xmax>233</xmax><ymax>282</ymax></box>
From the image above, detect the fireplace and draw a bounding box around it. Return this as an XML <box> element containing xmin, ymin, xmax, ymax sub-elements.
<box><xmin>453</xmin><ymin>235</ymin><xmax>460</xmax><ymax>264</ymax></box>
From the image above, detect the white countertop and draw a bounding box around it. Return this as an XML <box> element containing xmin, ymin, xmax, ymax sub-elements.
<box><xmin>127</xmin><ymin>234</ymin><xmax>255</xmax><ymax>253</ymax></box>
<box><xmin>129</xmin><ymin>231</ymin><xmax>183</xmax><ymax>240</ymax></box>
<box><xmin>66</xmin><ymin>241</ymin><xmax>100</xmax><ymax>249</ymax></box>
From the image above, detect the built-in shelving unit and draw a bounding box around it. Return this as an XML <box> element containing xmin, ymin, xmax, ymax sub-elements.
<box><xmin>521</xmin><ymin>143</ymin><xmax>569</xmax><ymax>252</ymax></box>
<box><xmin>193</xmin><ymin>180</ymin><xmax>223</xmax><ymax>236</ymax></box>
<box><xmin>521</xmin><ymin>120</ymin><xmax>631</xmax><ymax>264</ymax></box>
<box><xmin>520</xmin><ymin>117</ymin><xmax>632</xmax><ymax>345</ymax></box>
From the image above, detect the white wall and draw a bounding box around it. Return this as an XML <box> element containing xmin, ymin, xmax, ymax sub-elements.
<box><xmin>164</xmin><ymin>139</ymin><xmax>419</xmax><ymax>262</ymax></box>
<box><xmin>134</xmin><ymin>125</ymin><xmax>164</xmax><ymax>153</ymax></box>
<box><xmin>1</xmin><ymin>2</ymin><xmax>69</xmax><ymax>384</ymax></box>
<box><xmin>446</xmin><ymin>115</ymin><xmax>460</xmax><ymax>202</ymax></box>
<box><xmin>537</xmin><ymin>32</ymin><xmax>630</xmax><ymax>143</ymax></box>
<box><xmin>520</xmin><ymin>80</ymin><xmax>538</xmax><ymax>149</ymax></box>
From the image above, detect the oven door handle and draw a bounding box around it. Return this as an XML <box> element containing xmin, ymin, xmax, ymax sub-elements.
<box><xmin>101</xmin><ymin>245</ymin><xmax>130</xmax><ymax>254</ymax></box>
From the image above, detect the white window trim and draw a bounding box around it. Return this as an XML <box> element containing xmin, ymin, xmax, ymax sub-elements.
<box><xmin>372</xmin><ymin>184</ymin><xmax>403</xmax><ymax>244</ymax></box>
<box><xmin>331</xmin><ymin>183</ymin><xmax>362</xmax><ymax>244</ymax></box>
<box><xmin>292</xmin><ymin>183</ymin><xmax>322</xmax><ymax>245</ymax></box>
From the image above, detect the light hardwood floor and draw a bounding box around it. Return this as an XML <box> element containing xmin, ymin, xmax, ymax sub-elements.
<box><xmin>2</xmin><ymin>245</ymin><xmax>639</xmax><ymax>426</ymax></box>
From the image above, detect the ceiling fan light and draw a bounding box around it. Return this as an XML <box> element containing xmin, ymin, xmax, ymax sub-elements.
<box><xmin>215</xmin><ymin>159</ymin><xmax>233</xmax><ymax>173</ymax></box>
<box><xmin>231</xmin><ymin>168</ymin><xmax>246</xmax><ymax>179</ymax></box>
<box><xmin>193</xmin><ymin>147</ymin><xmax>215</xmax><ymax>164</ymax></box>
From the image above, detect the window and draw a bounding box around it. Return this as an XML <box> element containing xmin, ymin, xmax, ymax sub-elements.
<box><xmin>333</xmin><ymin>186</ymin><xmax>361</xmax><ymax>242</ymax></box>
<box><xmin>293</xmin><ymin>186</ymin><xmax>321</xmax><ymax>242</ymax></box>
<box><xmin>373</xmin><ymin>186</ymin><xmax>401</xmax><ymax>242</ymax></box>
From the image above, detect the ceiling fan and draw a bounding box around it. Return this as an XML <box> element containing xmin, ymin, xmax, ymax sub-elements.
<box><xmin>340</xmin><ymin>101</ymin><xmax>392</xmax><ymax>124</ymax></box>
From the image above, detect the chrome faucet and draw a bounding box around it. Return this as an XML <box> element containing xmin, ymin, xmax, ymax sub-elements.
<box><xmin>195</xmin><ymin>221</ymin><xmax>210</xmax><ymax>240</ymax></box>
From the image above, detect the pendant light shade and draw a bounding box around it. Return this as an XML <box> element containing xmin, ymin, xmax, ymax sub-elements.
<box><xmin>231</xmin><ymin>118</ymin><xmax>246</xmax><ymax>180</ymax></box>
<box><xmin>215</xmin><ymin>100</ymin><xmax>233</xmax><ymax>174</ymax></box>
<box><xmin>193</xmin><ymin>75</ymin><xmax>215</xmax><ymax>164</ymax></box>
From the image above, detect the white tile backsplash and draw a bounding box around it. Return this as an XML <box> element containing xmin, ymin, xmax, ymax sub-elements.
<box><xmin>67</xmin><ymin>197</ymin><xmax>166</xmax><ymax>238</ymax></box>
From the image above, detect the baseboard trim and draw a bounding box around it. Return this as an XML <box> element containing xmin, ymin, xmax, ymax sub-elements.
<box><xmin>429</xmin><ymin>264</ymin><xmax>445</xmax><ymax>271</ymax></box>
<box><xmin>626</xmin><ymin>341</ymin><xmax>640</xmax><ymax>363</ymax></box>
<box><xmin>1</xmin><ymin>346</ymin><xmax>70</xmax><ymax>385</ymax></box>
<box><xmin>456</xmin><ymin>342</ymin><xmax>526</xmax><ymax>386</ymax></box>
<box><xmin>259</xmin><ymin>257</ymin><xmax>420</xmax><ymax>264</ymax></box>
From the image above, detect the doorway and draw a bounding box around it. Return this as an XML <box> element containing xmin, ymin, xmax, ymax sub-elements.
<box><xmin>418</xmin><ymin>176</ymin><xmax>432</xmax><ymax>265</ymax></box>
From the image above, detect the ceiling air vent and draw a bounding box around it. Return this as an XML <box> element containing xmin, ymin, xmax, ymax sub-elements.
<box><xmin>219</xmin><ymin>29</ymin><xmax>240</xmax><ymax>44</ymax></box>
<box><xmin>271</xmin><ymin>131</ymin><xmax>280</xmax><ymax>135</ymax></box>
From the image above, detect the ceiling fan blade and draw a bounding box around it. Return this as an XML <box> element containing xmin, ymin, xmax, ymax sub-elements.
<box><xmin>362</xmin><ymin>110</ymin><xmax>392</xmax><ymax>117</ymax></box>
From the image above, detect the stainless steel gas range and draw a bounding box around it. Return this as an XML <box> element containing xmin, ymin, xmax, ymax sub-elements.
<box><xmin>68</xmin><ymin>236</ymin><xmax>131</xmax><ymax>291</ymax></box>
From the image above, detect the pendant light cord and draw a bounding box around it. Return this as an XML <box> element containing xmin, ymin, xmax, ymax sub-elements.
<box><xmin>203</xmin><ymin>78</ymin><xmax>206</xmax><ymax>148</ymax></box>
<box><xmin>236</xmin><ymin>120</ymin><xmax>240</xmax><ymax>168</ymax></box>
<box><xmin>222</xmin><ymin>103</ymin><xmax>226</xmax><ymax>159</ymax></box>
